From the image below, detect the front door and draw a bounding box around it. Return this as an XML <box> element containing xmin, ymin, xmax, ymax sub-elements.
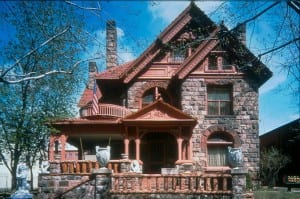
<box><xmin>141</xmin><ymin>133</ymin><xmax>177</xmax><ymax>174</ymax></box>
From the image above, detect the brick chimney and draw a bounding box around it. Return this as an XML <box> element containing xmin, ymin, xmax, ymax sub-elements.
<box><xmin>87</xmin><ymin>61</ymin><xmax>98</xmax><ymax>89</ymax></box>
<box><xmin>233</xmin><ymin>23</ymin><xmax>246</xmax><ymax>45</ymax></box>
<box><xmin>106</xmin><ymin>20</ymin><xmax>117</xmax><ymax>69</ymax></box>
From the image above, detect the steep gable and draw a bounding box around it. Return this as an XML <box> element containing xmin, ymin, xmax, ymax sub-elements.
<box><xmin>120</xmin><ymin>2</ymin><xmax>216</xmax><ymax>83</ymax></box>
<box><xmin>95</xmin><ymin>2</ymin><xmax>271</xmax><ymax>87</ymax></box>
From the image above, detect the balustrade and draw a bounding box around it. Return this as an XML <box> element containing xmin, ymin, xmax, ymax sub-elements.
<box><xmin>111</xmin><ymin>173</ymin><xmax>232</xmax><ymax>194</ymax></box>
<box><xmin>85</xmin><ymin>103</ymin><xmax>132</xmax><ymax>118</ymax></box>
<box><xmin>58</xmin><ymin>160</ymin><xmax>120</xmax><ymax>174</ymax></box>
<box><xmin>49</xmin><ymin>161</ymin><xmax>232</xmax><ymax>194</ymax></box>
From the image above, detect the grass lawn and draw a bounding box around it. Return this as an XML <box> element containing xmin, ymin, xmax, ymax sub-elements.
<box><xmin>254</xmin><ymin>190</ymin><xmax>300</xmax><ymax>199</ymax></box>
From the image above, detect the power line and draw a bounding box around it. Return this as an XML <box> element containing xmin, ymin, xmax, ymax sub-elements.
<box><xmin>258</xmin><ymin>36</ymin><xmax>300</xmax><ymax>58</ymax></box>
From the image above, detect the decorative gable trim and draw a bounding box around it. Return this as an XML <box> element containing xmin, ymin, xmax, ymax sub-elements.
<box><xmin>175</xmin><ymin>28</ymin><xmax>220</xmax><ymax>79</ymax></box>
<box><xmin>123</xmin><ymin>99</ymin><xmax>196</xmax><ymax>124</ymax></box>
<box><xmin>122</xmin><ymin>2</ymin><xmax>215</xmax><ymax>84</ymax></box>
<box><xmin>123</xmin><ymin>45</ymin><xmax>161</xmax><ymax>83</ymax></box>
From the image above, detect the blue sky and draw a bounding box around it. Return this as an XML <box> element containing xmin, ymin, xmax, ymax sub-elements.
<box><xmin>1</xmin><ymin>1</ymin><xmax>299</xmax><ymax>135</ymax></box>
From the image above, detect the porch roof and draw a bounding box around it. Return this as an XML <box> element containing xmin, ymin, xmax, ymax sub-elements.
<box><xmin>122</xmin><ymin>99</ymin><xmax>197</xmax><ymax>127</ymax></box>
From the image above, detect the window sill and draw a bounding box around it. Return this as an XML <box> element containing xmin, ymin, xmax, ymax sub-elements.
<box><xmin>205</xmin><ymin>166</ymin><xmax>231</xmax><ymax>172</ymax></box>
<box><xmin>205</xmin><ymin>115</ymin><xmax>235</xmax><ymax>119</ymax></box>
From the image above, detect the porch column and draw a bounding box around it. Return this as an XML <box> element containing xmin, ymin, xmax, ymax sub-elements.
<box><xmin>189</xmin><ymin>138</ymin><xmax>193</xmax><ymax>160</ymax></box>
<box><xmin>124</xmin><ymin>138</ymin><xmax>129</xmax><ymax>155</ymax></box>
<box><xmin>135</xmin><ymin>138</ymin><xmax>141</xmax><ymax>161</ymax></box>
<box><xmin>177</xmin><ymin>138</ymin><xmax>183</xmax><ymax>161</ymax></box>
<box><xmin>60</xmin><ymin>134</ymin><xmax>68</xmax><ymax>161</ymax></box>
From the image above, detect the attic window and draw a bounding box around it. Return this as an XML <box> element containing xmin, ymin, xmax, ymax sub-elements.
<box><xmin>207</xmin><ymin>53</ymin><xmax>234</xmax><ymax>71</ymax></box>
<box><xmin>208</xmin><ymin>54</ymin><xmax>218</xmax><ymax>70</ymax></box>
<box><xmin>222</xmin><ymin>57</ymin><xmax>232</xmax><ymax>70</ymax></box>
<box><xmin>170</xmin><ymin>48</ymin><xmax>186</xmax><ymax>63</ymax></box>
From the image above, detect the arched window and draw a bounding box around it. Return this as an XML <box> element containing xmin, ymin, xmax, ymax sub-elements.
<box><xmin>141</xmin><ymin>87</ymin><xmax>171</xmax><ymax>107</ymax></box>
<box><xmin>207</xmin><ymin>132</ymin><xmax>233</xmax><ymax>167</ymax></box>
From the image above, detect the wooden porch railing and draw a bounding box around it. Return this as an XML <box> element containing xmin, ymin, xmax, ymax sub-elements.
<box><xmin>111</xmin><ymin>173</ymin><xmax>232</xmax><ymax>194</ymax></box>
<box><xmin>59</xmin><ymin>160</ymin><xmax>121</xmax><ymax>174</ymax></box>
<box><xmin>85</xmin><ymin>103</ymin><xmax>132</xmax><ymax>118</ymax></box>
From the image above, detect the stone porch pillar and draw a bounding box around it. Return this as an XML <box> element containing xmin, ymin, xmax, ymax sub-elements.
<box><xmin>135</xmin><ymin>138</ymin><xmax>141</xmax><ymax>161</ymax></box>
<box><xmin>177</xmin><ymin>138</ymin><xmax>183</xmax><ymax>161</ymax></box>
<box><xmin>124</xmin><ymin>138</ymin><xmax>129</xmax><ymax>155</ymax></box>
<box><xmin>231</xmin><ymin>168</ymin><xmax>248</xmax><ymax>199</ymax></box>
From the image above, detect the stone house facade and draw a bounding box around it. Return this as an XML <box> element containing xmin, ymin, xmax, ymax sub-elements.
<box><xmin>40</xmin><ymin>2</ymin><xmax>272</xmax><ymax>198</ymax></box>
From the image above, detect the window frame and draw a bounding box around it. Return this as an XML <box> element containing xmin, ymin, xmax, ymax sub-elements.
<box><xmin>170</xmin><ymin>48</ymin><xmax>186</xmax><ymax>63</ymax></box>
<box><xmin>205</xmin><ymin>52</ymin><xmax>235</xmax><ymax>72</ymax></box>
<box><xmin>207</xmin><ymin>85</ymin><xmax>233</xmax><ymax>116</ymax></box>
<box><xmin>141</xmin><ymin>87</ymin><xmax>172</xmax><ymax>108</ymax></box>
<box><xmin>207</xmin><ymin>132</ymin><xmax>233</xmax><ymax>168</ymax></box>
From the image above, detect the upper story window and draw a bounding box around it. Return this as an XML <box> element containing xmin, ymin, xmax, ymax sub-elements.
<box><xmin>206</xmin><ymin>53</ymin><xmax>233</xmax><ymax>71</ymax></box>
<box><xmin>207</xmin><ymin>85</ymin><xmax>232</xmax><ymax>116</ymax></box>
<box><xmin>207</xmin><ymin>132</ymin><xmax>233</xmax><ymax>167</ymax></box>
<box><xmin>142</xmin><ymin>90</ymin><xmax>154</xmax><ymax>107</ymax></box>
<box><xmin>170</xmin><ymin>48</ymin><xmax>186</xmax><ymax>63</ymax></box>
<box><xmin>142</xmin><ymin>87</ymin><xmax>171</xmax><ymax>107</ymax></box>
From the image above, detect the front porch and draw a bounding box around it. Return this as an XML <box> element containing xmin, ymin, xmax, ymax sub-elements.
<box><xmin>43</xmin><ymin>101</ymin><xmax>249</xmax><ymax>198</ymax></box>
<box><xmin>39</xmin><ymin>160</ymin><xmax>233</xmax><ymax>198</ymax></box>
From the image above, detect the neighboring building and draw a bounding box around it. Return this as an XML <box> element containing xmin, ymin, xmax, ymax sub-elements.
<box><xmin>260</xmin><ymin>118</ymin><xmax>300</xmax><ymax>187</ymax></box>
<box><xmin>41</xmin><ymin>2</ymin><xmax>272</xmax><ymax>198</ymax></box>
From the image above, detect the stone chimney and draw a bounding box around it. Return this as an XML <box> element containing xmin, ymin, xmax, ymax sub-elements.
<box><xmin>106</xmin><ymin>20</ymin><xmax>117</xmax><ymax>69</ymax></box>
<box><xmin>88</xmin><ymin>61</ymin><xmax>98</xmax><ymax>89</ymax></box>
<box><xmin>233</xmin><ymin>23</ymin><xmax>246</xmax><ymax>45</ymax></box>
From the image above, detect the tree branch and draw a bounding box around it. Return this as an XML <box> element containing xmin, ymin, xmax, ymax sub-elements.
<box><xmin>258</xmin><ymin>36</ymin><xmax>300</xmax><ymax>58</ymax></box>
<box><xmin>64</xmin><ymin>1</ymin><xmax>101</xmax><ymax>11</ymax></box>
<box><xmin>1</xmin><ymin>26</ymin><xmax>71</xmax><ymax>78</ymax></box>
<box><xmin>238</xmin><ymin>1</ymin><xmax>280</xmax><ymax>27</ymax></box>
<box><xmin>0</xmin><ymin>57</ymin><xmax>102</xmax><ymax>84</ymax></box>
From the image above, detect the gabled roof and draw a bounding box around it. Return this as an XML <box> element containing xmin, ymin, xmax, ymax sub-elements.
<box><xmin>96</xmin><ymin>2</ymin><xmax>216</xmax><ymax>84</ymax></box>
<box><xmin>123</xmin><ymin>99</ymin><xmax>197</xmax><ymax>126</ymax></box>
<box><xmin>78</xmin><ymin>85</ymin><xmax>102</xmax><ymax>107</ymax></box>
<box><xmin>218</xmin><ymin>24</ymin><xmax>272</xmax><ymax>85</ymax></box>
<box><xmin>96</xmin><ymin>61</ymin><xmax>133</xmax><ymax>80</ymax></box>
<box><xmin>95</xmin><ymin>1</ymin><xmax>271</xmax><ymax>87</ymax></box>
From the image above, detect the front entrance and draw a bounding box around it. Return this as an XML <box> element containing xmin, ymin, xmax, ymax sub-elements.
<box><xmin>141</xmin><ymin>133</ymin><xmax>177</xmax><ymax>174</ymax></box>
